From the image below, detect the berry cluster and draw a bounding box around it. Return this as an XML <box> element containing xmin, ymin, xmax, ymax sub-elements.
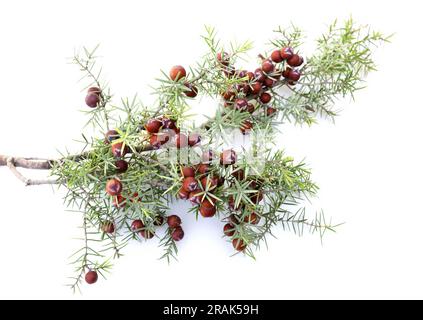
<box><xmin>218</xmin><ymin>47</ymin><xmax>304</xmax><ymax>133</ymax></box>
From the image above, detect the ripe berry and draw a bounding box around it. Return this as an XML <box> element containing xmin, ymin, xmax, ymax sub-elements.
<box><xmin>171</xmin><ymin>226</ymin><xmax>184</xmax><ymax>241</ymax></box>
<box><xmin>197</xmin><ymin>163</ymin><xmax>210</xmax><ymax>175</ymax></box>
<box><xmin>229</xmin><ymin>213</ymin><xmax>241</xmax><ymax>224</ymax></box>
<box><xmin>85</xmin><ymin>93</ymin><xmax>100</xmax><ymax>108</ymax></box>
<box><xmin>222</xmin><ymin>89</ymin><xmax>236</xmax><ymax>101</ymax></box>
<box><xmin>247</xmin><ymin>103</ymin><xmax>255</xmax><ymax>114</ymax></box>
<box><xmin>250</xmin><ymin>191</ymin><xmax>264</xmax><ymax>204</ymax></box>
<box><xmin>287</xmin><ymin>54</ymin><xmax>303</xmax><ymax>67</ymax></box>
<box><xmin>88</xmin><ymin>87</ymin><xmax>101</xmax><ymax>94</ymax></box>
<box><xmin>182</xmin><ymin>166</ymin><xmax>195</xmax><ymax>177</ymax></box>
<box><xmin>217</xmin><ymin>52</ymin><xmax>230</xmax><ymax>66</ymax></box>
<box><xmin>223</xmin><ymin>223</ymin><xmax>235</xmax><ymax>237</ymax></box>
<box><xmin>220</xmin><ymin>149</ymin><xmax>237</xmax><ymax>166</ymax></box>
<box><xmin>85</xmin><ymin>270</ymin><xmax>98</xmax><ymax>284</ymax></box>
<box><xmin>236</xmin><ymin>83</ymin><xmax>250</xmax><ymax>95</ymax></box>
<box><xmin>111</xmin><ymin>142</ymin><xmax>129</xmax><ymax>158</ymax></box>
<box><xmin>240</xmin><ymin>120</ymin><xmax>253</xmax><ymax>135</ymax></box>
<box><xmin>105</xmin><ymin>130</ymin><xmax>119</xmax><ymax>144</ymax></box>
<box><xmin>101</xmin><ymin>221</ymin><xmax>115</xmax><ymax>233</ymax></box>
<box><xmin>182</xmin><ymin>177</ymin><xmax>198</xmax><ymax>192</ymax></box>
<box><xmin>261</xmin><ymin>60</ymin><xmax>274</xmax><ymax>73</ymax></box>
<box><xmin>270</xmin><ymin>50</ymin><xmax>283</xmax><ymax>63</ymax></box>
<box><xmin>201</xmin><ymin>175</ymin><xmax>218</xmax><ymax>190</ymax></box>
<box><xmin>244</xmin><ymin>212</ymin><xmax>260</xmax><ymax>224</ymax></box>
<box><xmin>131</xmin><ymin>219</ymin><xmax>144</xmax><ymax>231</ymax></box>
<box><xmin>176</xmin><ymin>133</ymin><xmax>188</xmax><ymax>148</ymax></box>
<box><xmin>188</xmin><ymin>189</ymin><xmax>202</xmax><ymax>204</ymax></box>
<box><xmin>167</xmin><ymin>215</ymin><xmax>182</xmax><ymax>228</ymax></box>
<box><xmin>188</xmin><ymin>133</ymin><xmax>201</xmax><ymax>146</ymax></box>
<box><xmin>246</xmin><ymin>71</ymin><xmax>255</xmax><ymax>81</ymax></box>
<box><xmin>130</xmin><ymin>192</ymin><xmax>141</xmax><ymax>203</ymax></box>
<box><xmin>115</xmin><ymin>159</ymin><xmax>128</xmax><ymax>173</ymax></box>
<box><xmin>184</xmin><ymin>82</ymin><xmax>198</xmax><ymax>98</ymax></box>
<box><xmin>282</xmin><ymin>67</ymin><xmax>292</xmax><ymax>79</ymax></box>
<box><xmin>263</xmin><ymin>77</ymin><xmax>275</xmax><ymax>88</ymax></box>
<box><xmin>280</xmin><ymin>47</ymin><xmax>294</xmax><ymax>60</ymax></box>
<box><xmin>232</xmin><ymin>238</ymin><xmax>247</xmax><ymax>251</ymax></box>
<box><xmin>231</xmin><ymin>167</ymin><xmax>245</xmax><ymax>180</ymax></box>
<box><xmin>217</xmin><ymin>176</ymin><xmax>225</xmax><ymax>187</ymax></box>
<box><xmin>259</xmin><ymin>92</ymin><xmax>272</xmax><ymax>104</ymax></box>
<box><xmin>141</xmin><ymin>229</ymin><xmax>154</xmax><ymax>239</ymax></box>
<box><xmin>199</xmin><ymin>199</ymin><xmax>217</xmax><ymax>218</ymax></box>
<box><xmin>201</xmin><ymin>150</ymin><xmax>215</xmax><ymax>163</ymax></box>
<box><xmin>254</xmin><ymin>68</ymin><xmax>266</xmax><ymax>82</ymax></box>
<box><xmin>228</xmin><ymin>196</ymin><xmax>243</xmax><ymax>211</ymax></box>
<box><xmin>266</xmin><ymin>107</ymin><xmax>277</xmax><ymax>117</ymax></box>
<box><xmin>145</xmin><ymin>118</ymin><xmax>162</xmax><ymax>133</ymax></box>
<box><xmin>235</xmin><ymin>98</ymin><xmax>248</xmax><ymax>112</ymax></box>
<box><xmin>154</xmin><ymin>216</ymin><xmax>165</xmax><ymax>226</ymax></box>
<box><xmin>178</xmin><ymin>187</ymin><xmax>190</xmax><ymax>200</ymax></box>
<box><xmin>112</xmin><ymin>194</ymin><xmax>126</xmax><ymax>208</ymax></box>
<box><xmin>149</xmin><ymin>134</ymin><xmax>162</xmax><ymax>149</ymax></box>
<box><xmin>169</xmin><ymin>65</ymin><xmax>186</xmax><ymax>81</ymax></box>
<box><xmin>106</xmin><ymin>178</ymin><xmax>122</xmax><ymax>196</ymax></box>
<box><xmin>287</xmin><ymin>69</ymin><xmax>301</xmax><ymax>81</ymax></box>
<box><xmin>250</xmin><ymin>82</ymin><xmax>262</xmax><ymax>95</ymax></box>
<box><xmin>160</xmin><ymin>117</ymin><xmax>177</xmax><ymax>130</ymax></box>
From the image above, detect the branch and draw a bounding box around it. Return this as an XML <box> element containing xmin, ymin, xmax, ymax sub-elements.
<box><xmin>4</xmin><ymin>157</ymin><xmax>57</xmax><ymax>186</ymax></box>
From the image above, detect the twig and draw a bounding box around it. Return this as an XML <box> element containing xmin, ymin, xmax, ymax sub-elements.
<box><xmin>5</xmin><ymin>157</ymin><xmax>57</xmax><ymax>186</ymax></box>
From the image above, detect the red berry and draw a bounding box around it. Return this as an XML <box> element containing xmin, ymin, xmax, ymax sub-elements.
<box><xmin>247</xmin><ymin>103</ymin><xmax>255</xmax><ymax>114</ymax></box>
<box><xmin>232</xmin><ymin>238</ymin><xmax>247</xmax><ymax>251</ymax></box>
<box><xmin>250</xmin><ymin>191</ymin><xmax>264</xmax><ymax>204</ymax></box>
<box><xmin>85</xmin><ymin>270</ymin><xmax>98</xmax><ymax>284</ymax></box>
<box><xmin>182</xmin><ymin>177</ymin><xmax>198</xmax><ymax>192</ymax></box>
<box><xmin>250</xmin><ymin>82</ymin><xmax>262</xmax><ymax>95</ymax></box>
<box><xmin>282</xmin><ymin>67</ymin><xmax>292</xmax><ymax>79</ymax></box>
<box><xmin>169</xmin><ymin>65</ymin><xmax>186</xmax><ymax>81</ymax></box>
<box><xmin>188</xmin><ymin>133</ymin><xmax>201</xmax><ymax>146</ymax></box>
<box><xmin>263</xmin><ymin>77</ymin><xmax>275</xmax><ymax>88</ymax></box>
<box><xmin>112</xmin><ymin>194</ymin><xmax>126</xmax><ymax>208</ymax></box>
<box><xmin>101</xmin><ymin>220</ymin><xmax>115</xmax><ymax>233</ymax></box>
<box><xmin>288</xmin><ymin>69</ymin><xmax>301</xmax><ymax>81</ymax></box>
<box><xmin>228</xmin><ymin>196</ymin><xmax>243</xmax><ymax>211</ymax></box>
<box><xmin>167</xmin><ymin>215</ymin><xmax>182</xmax><ymax>228</ymax></box>
<box><xmin>199</xmin><ymin>199</ymin><xmax>217</xmax><ymax>218</ymax></box>
<box><xmin>201</xmin><ymin>175</ymin><xmax>218</xmax><ymax>190</ymax></box>
<box><xmin>106</xmin><ymin>178</ymin><xmax>122</xmax><ymax>196</ymax></box>
<box><xmin>131</xmin><ymin>219</ymin><xmax>144</xmax><ymax>231</ymax></box>
<box><xmin>105</xmin><ymin>130</ymin><xmax>119</xmax><ymax>144</ymax></box>
<box><xmin>270</xmin><ymin>50</ymin><xmax>283</xmax><ymax>63</ymax></box>
<box><xmin>236</xmin><ymin>83</ymin><xmax>250</xmax><ymax>95</ymax></box>
<box><xmin>111</xmin><ymin>142</ymin><xmax>129</xmax><ymax>158</ymax></box>
<box><xmin>197</xmin><ymin>163</ymin><xmax>210</xmax><ymax>175</ymax></box>
<box><xmin>140</xmin><ymin>229</ymin><xmax>154</xmax><ymax>239</ymax></box>
<box><xmin>130</xmin><ymin>192</ymin><xmax>141</xmax><ymax>203</ymax></box>
<box><xmin>184</xmin><ymin>82</ymin><xmax>198</xmax><ymax>98</ymax></box>
<box><xmin>222</xmin><ymin>90</ymin><xmax>236</xmax><ymax>101</ymax></box>
<box><xmin>220</xmin><ymin>149</ymin><xmax>237</xmax><ymax>166</ymax></box>
<box><xmin>280</xmin><ymin>47</ymin><xmax>294</xmax><ymax>60</ymax></box>
<box><xmin>217</xmin><ymin>52</ymin><xmax>230</xmax><ymax>66</ymax></box>
<box><xmin>182</xmin><ymin>166</ymin><xmax>195</xmax><ymax>178</ymax></box>
<box><xmin>154</xmin><ymin>216</ymin><xmax>165</xmax><ymax>226</ymax></box>
<box><xmin>223</xmin><ymin>223</ymin><xmax>235</xmax><ymax>237</ymax></box>
<box><xmin>261</xmin><ymin>60</ymin><xmax>274</xmax><ymax>73</ymax></box>
<box><xmin>229</xmin><ymin>213</ymin><xmax>241</xmax><ymax>224</ymax></box>
<box><xmin>145</xmin><ymin>118</ymin><xmax>162</xmax><ymax>133</ymax></box>
<box><xmin>160</xmin><ymin>117</ymin><xmax>177</xmax><ymax>130</ymax></box>
<box><xmin>254</xmin><ymin>68</ymin><xmax>266</xmax><ymax>82</ymax></box>
<box><xmin>246</xmin><ymin>71</ymin><xmax>255</xmax><ymax>81</ymax></box>
<box><xmin>240</xmin><ymin>120</ymin><xmax>253</xmax><ymax>135</ymax></box>
<box><xmin>287</xmin><ymin>54</ymin><xmax>303</xmax><ymax>67</ymax></box>
<box><xmin>171</xmin><ymin>226</ymin><xmax>184</xmax><ymax>241</ymax></box>
<box><xmin>188</xmin><ymin>189</ymin><xmax>202</xmax><ymax>204</ymax></box>
<box><xmin>231</xmin><ymin>167</ymin><xmax>245</xmax><ymax>180</ymax></box>
<box><xmin>244</xmin><ymin>212</ymin><xmax>260</xmax><ymax>224</ymax></box>
<box><xmin>85</xmin><ymin>93</ymin><xmax>100</xmax><ymax>108</ymax></box>
<box><xmin>176</xmin><ymin>133</ymin><xmax>188</xmax><ymax>148</ymax></box>
<box><xmin>235</xmin><ymin>98</ymin><xmax>248</xmax><ymax>112</ymax></box>
<box><xmin>115</xmin><ymin>159</ymin><xmax>128</xmax><ymax>173</ymax></box>
<box><xmin>178</xmin><ymin>187</ymin><xmax>190</xmax><ymax>200</ymax></box>
<box><xmin>259</xmin><ymin>92</ymin><xmax>272</xmax><ymax>104</ymax></box>
<box><xmin>88</xmin><ymin>87</ymin><xmax>101</xmax><ymax>94</ymax></box>
<box><xmin>201</xmin><ymin>150</ymin><xmax>215</xmax><ymax>163</ymax></box>
<box><xmin>266</xmin><ymin>107</ymin><xmax>277</xmax><ymax>117</ymax></box>
<box><xmin>149</xmin><ymin>134</ymin><xmax>162</xmax><ymax>149</ymax></box>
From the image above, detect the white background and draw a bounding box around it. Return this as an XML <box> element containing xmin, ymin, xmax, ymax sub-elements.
<box><xmin>0</xmin><ymin>0</ymin><xmax>422</xmax><ymax>299</ymax></box>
